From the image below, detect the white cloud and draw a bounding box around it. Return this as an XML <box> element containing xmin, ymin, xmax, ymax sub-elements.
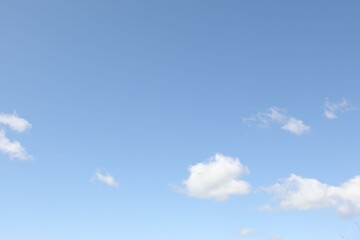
<box><xmin>0</xmin><ymin>112</ymin><xmax>32</xmax><ymax>160</ymax></box>
<box><xmin>94</xmin><ymin>169</ymin><xmax>119</xmax><ymax>187</ymax></box>
<box><xmin>243</xmin><ymin>107</ymin><xmax>310</xmax><ymax>135</ymax></box>
<box><xmin>180</xmin><ymin>154</ymin><xmax>251</xmax><ymax>201</ymax></box>
<box><xmin>0</xmin><ymin>130</ymin><xmax>32</xmax><ymax>160</ymax></box>
<box><xmin>267</xmin><ymin>174</ymin><xmax>360</xmax><ymax>216</ymax></box>
<box><xmin>0</xmin><ymin>113</ymin><xmax>31</xmax><ymax>132</ymax></box>
<box><xmin>324</xmin><ymin>110</ymin><xmax>337</xmax><ymax>119</ymax></box>
<box><xmin>240</xmin><ymin>227</ymin><xmax>254</xmax><ymax>236</ymax></box>
<box><xmin>324</xmin><ymin>98</ymin><xmax>355</xmax><ymax>119</ymax></box>
<box><xmin>267</xmin><ymin>107</ymin><xmax>288</xmax><ymax>123</ymax></box>
<box><xmin>281</xmin><ymin>118</ymin><xmax>310</xmax><ymax>135</ymax></box>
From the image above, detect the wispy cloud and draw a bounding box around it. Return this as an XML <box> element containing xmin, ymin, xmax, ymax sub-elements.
<box><xmin>0</xmin><ymin>113</ymin><xmax>31</xmax><ymax>132</ymax></box>
<box><xmin>324</xmin><ymin>98</ymin><xmax>355</xmax><ymax>119</ymax></box>
<box><xmin>240</xmin><ymin>227</ymin><xmax>254</xmax><ymax>236</ymax></box>
<box><xmin>177</xmin><ymin>154</ymin><xmax>251</xmax><ymax>201</ymax></box>
<box><xmin>269</xmin><ymin>236</ymin><xmax>282</xmax><ymax>240</ymax></box>
<box><xmin>94</xmin><ymin>169</ymin><xmax>119</xmax><ymax>187</ymax></box>
<box><xmin>243</xmin><ymin>107</ymin><xmax>310</xmax><ymax>135</ymax></box>
<box><xmin>0</xmin><ymin>112</ymin><xmax>32</xmax><ymax>160</ymax></box>
<box><xmin>266</xmin><ymin>174</ymin><xmax>360</xmax><ymax>217</ymax></box>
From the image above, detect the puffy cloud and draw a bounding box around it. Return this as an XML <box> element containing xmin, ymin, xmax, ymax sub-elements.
<box><xmin>281</xmin><ymin>118</ymin><xmax>310</xmax><ymax>135</ymax></box>
<box><xmin>94</xmin><ymin>169</ymin><xmax>119</xmax><ymax>187</ymax></box>
<box><xmin>240</xmin><ymin>227</ymin><xmax>254</xmax><ymax>236</ymax></box>
<box><xmin>180</xmin><ymin>154</ymin><xmax>251</xmax><ymax>201</ymax></box>
<box><xmin>324</xmin><ymin>98</ymin><xmax>355</xmax><ymax>119</ymax></box>
<box><xmin>0</xmin><ymin>130</ymin><xmax>32</xmax><ymax>160</ymax></box>
<box><xmin>267</xmin><ymin>174</ymin><xmax>360</xmax><ymax>216</ymax></box>
<box><xmin>0</xmin><ymin>113</ymin><xmax>31</xmax><ymax>132</ymax></box>
<box><xmin>243</xmin><ymin>107</ymin><xmax>310</xmax><ymax>135</ymax></box>
<box><xmin>0</xmin><ymin>112</ymin><xmax>32</xmax><ymax>160</ymax></box>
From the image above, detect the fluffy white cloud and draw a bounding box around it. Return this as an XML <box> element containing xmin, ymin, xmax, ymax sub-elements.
<box><xmin>0</xmin><ymin>113</ymin><xmax>31</xmax><ymax>132</ymax></box>
<box><xmin>267</xmin><ymin>174</ymin><xmax>360</xmax><ymax>216</ymax></box>
<box><xmin>240</xmin><ymin>227</ymin><xmax>254</xmax><ymax>236</ymax></box>
<box><xmin>0</xmin><ymin>112</ymin><xmax>32</xmax><ymax>160</ymax></box>
<box><xmin>243</xmin><ymin>107</ymin><xmax>310</xmax><ymax>135</ymax></box>
<box><xmin>324</xmin><ymin>98</ymin><xmax>355</xmax><ymax>119</ymax></box>
<box><xmin>0</xmin><ymin>130</ymin><xmax>32</xmax><ymax>160</ymax></box>
<box><xmin>94</xmin><ymin>169</ymin><xmax>119</xmax><ymax>187</ymax></box>
<box><xmin>180</xmin><ymin>154</ymin><xmax>251</xmax><ymax>201</ymax></box>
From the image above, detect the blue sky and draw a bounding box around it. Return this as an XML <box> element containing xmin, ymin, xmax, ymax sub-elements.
<box><xmin>1</xmin><ymin>0</ymin><xmax>360</xmax><ymax>239</ymax></box>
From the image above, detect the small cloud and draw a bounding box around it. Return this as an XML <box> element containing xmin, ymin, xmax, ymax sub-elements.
<box><xmin>177</xmin><ymin>154</ymin><xmax>251</xmax><ymax>201</ymax></box>
<box><xmin>0</xmin><ymin>113</ymin><xmax>31</xmax><ymax>132</ymax></box>
<box><xmin>243</xmin><ymin>107</ymin><xmax>310</xmax><ymax>135</ymax></box>
<box><xmin>94</xmin><ymin>169</ymin><xmax>119</xmax><ymax>188</ymax></box>
<box><xmin>324</xmin><ymin>98</ymin><xmax>355</xmax><ymax>119</ymax></box>
<box><xmin>269</xmin><ymin>236</ymin><xmax>281</xmax><ymax>240</ymax></box>
<box><xmin>256</xmin><ymin>204</ymin><xmax>275</xmax><ymax>212</ymax></box>
<box><xmin>281</xmin><ymin>118</ymin><xmax>310</xmax><ymax>135</ymax></box>
<box><xmin>240</xmin><ymin>227</ymin><xmax>254</xmax><ymax>236</ymax></box>
<box><xmin>0</xmin><ymin>130</ymin><xmax>32</xmax><ymax>160</ymax></box>
<box><xmin>265</xmin><ymin>174</ymin><xmax>360</xmax><ymax>217</ymax></box>
<box><xmin>324</xmin><ymin>110</ymin><xmax>337</xmax><ymax>119</ymax></box>
<box><xmin>0</xmin><ymin>112</ymin><xmax>32</xmax><ymax>160</ymax></box>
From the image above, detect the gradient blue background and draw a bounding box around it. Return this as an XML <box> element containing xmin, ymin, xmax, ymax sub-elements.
<box><xmin>0</xmin><ymin>1</ymin><xmax>359</xmax><ymax>239</ymax></box>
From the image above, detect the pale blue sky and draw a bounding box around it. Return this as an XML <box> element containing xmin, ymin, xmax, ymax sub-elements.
<box><xmin>1</xmin><ymin>1</ymin><xmax>360</xmax><ymax>239</ymax></box>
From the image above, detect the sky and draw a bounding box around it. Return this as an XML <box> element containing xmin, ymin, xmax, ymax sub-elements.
<box><xmin>0</xmin><ymin>0</ymin><xmax>360</xmax><ymax>239</ymax></box>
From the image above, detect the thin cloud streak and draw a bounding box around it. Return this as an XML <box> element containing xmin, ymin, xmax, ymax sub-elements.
<box><xmin>240</xmin><ymin>227</ymin><xmax>254</xmax><ymax>236</ymax></box>
<box><xmin>243</xmin><ymin>107</ymin><xmax>310</xmax><ymax>135</ymax></box>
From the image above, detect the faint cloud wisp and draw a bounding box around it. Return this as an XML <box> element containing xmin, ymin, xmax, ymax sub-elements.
<box><xmin>239</xmin><ymin>227</ymin><xmax>255</xmax><ymax>236</ymax></box>
<box><xmin>324</xmin><ymin>98</ymin><xmax>355</xmax><ymax>119</ymax></box>
<box><xmin>243</xmin><ymin>107</ymin><xmax>310</xmax><ymax>135</ymax></box>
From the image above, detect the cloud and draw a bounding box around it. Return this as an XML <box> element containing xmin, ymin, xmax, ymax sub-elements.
<box><xmin>179</xmin><ymin>154</ymin><xmax>251</xmax><ymax>201</ymax></box>
<box><xmin>243</xmin><ymin>107</ymin><xmax>310</xmax><ymax>135</ymax></box>
<box><xmin>240</xmin><ymin>227</ymin><xmax>254</xmax><ymax>236</ymax></box>
<box><xmin>0</xmin><ymin>130</ymin><xmax>32</xmax><ymax>160</ymax></box>
<box><xmin>0</xmin><ymin>112</ymin><xmax>32</xmax><ymax>160</ymax></box>
<box><xmin>269</xmin><ymin>236</ymin><xmax>282</xmax><ymax>240</ymax></box>
<box><xmin>266</xmin><ymin>174</ymin><xmax>360</xmax><ymax>217</ymax></box>
<box><xmin>94</xmin><ymin>169</ymin><xmax>119</xmax><ymax>187</ymax></box>
<box><xmin>281</xmin><ymin>118</ymin><xmax>310</xmax><ymax>136</ymax></box>
<box><xmin>0</xmin><ymin>113</ymin><xmax>31</xmax><ymax>132</ymax></box>
<box><xmin>256</xmin><ymin>204</ymin><xmax>275</xmax><ymax>212</ymax></box>
<box><xmin>324</xmin><ymin>98</ymin><xmax>355</xmax><ymax>119</ymax></box>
